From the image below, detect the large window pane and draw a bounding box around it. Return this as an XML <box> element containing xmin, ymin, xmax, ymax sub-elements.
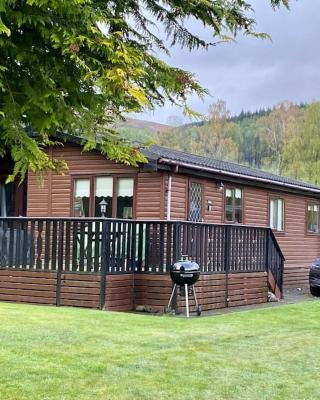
<box><xmin>307</xmin><ymin>203</ymin><xmax>319</xmax><ymax>233</ymax></box>
<box><xmin>73</xmin><ymin>179</ymin><xmax>90</xmax><ymax>217</ymax></box>
<box><xmin>95</xmin><ymin>176</ymin><xmax>113</xmax><ymax>217</ymax></box>
<box><xmin>117</xmin><ymin>178</ymin><xmax>134</xmax><ymax>219</ymax></box>
<box><xmin>269</xmin><ymin>199</ymin><xmax>275</xmax><ymax>229</ymax></box>
<box><xmin>269</xmin><ymin>198</ymin><xmax>284</xmax><ymax>231</ymax></box>
<box><xmin>225</xmin><ymin>189</ymin><xmax>233</xmax><ymax>207</ymax></box>
<box><xmin>225</xmin><ymin>187</ymin><xmax>242</xmax><ymax>223</ymax></box>
<box><xmin>277</xmin><ymin>200</ymin><xmax>283</xmax><ymax>231</ymax></box>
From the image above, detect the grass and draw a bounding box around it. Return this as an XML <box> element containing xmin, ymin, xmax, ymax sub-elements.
<box><xmin>0</xmin><ymin>302</ymin><xmax>320</xmax><ymax>400</ymax></box>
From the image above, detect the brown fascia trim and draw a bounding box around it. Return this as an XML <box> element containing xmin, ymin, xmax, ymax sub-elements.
<box><xmin>157</xmin><ymin>158</ymin><xmax>320</xmax><ymax>197</ymax></box>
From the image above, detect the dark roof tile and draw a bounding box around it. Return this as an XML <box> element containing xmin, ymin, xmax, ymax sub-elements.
<box><xmin>143</xmin><ymin>145</ymin><xmax>320</xmax><ymax>194</ymax></box>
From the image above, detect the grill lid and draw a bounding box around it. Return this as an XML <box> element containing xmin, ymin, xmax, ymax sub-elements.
<box><xmin>170</xmin><ymin>256</ymin><xmax>200</xmax><ymax>273</ymax></box>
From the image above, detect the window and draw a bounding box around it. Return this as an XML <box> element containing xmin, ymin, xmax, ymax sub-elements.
<box><xmin>117</xmin><ymin>178</ymin><xmax>134</xmax><ymax>219</ymax></box>
<box><xmin>73</xmin><ymin>179</ymin><xmax>90</xmax><ymax>217</ymax></box>
<box><xmin>225</xmin><ymin>188</ymin><xmax>243</xmax><ymax>223</ymax></box>
<box><xmin>307</xmin><ymin>203</ymin><xmax>319</xmax><ymax>233</ymax></box>
<box><xmin>73</xmin><ymin>176</ymin><xmax>135</xmax><ymax>218</ymax></box>
<box><xmin>189</xmin><ymin>182</ymin><xmax>202</xmax><ymax>222</ymax></box>
<box><xmin>0</xmin><ymin>181</ymin><xmax>25</xmax><ymax>217</ymax></box>
<box><xmin>95</xmin><ymin>177</ymin><xmax>113</xmax><ymax>218</ymax></box>
<box><xmin>269</xmin><ymin>198</ymin><xmax>284</xmax><ymax>231</ymax></box>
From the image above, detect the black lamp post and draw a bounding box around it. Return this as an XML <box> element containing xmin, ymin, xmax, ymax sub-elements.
<box><xmin>99</xmin><ymin>199</ymin><xmax>108</xmax><ymax>218</ymax></box>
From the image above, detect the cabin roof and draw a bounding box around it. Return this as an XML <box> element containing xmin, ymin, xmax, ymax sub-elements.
<box><xmin>143</xmin><ymin>145</ymin><xmax>320</xmax><ymax>195</ymax></box>
<box><xmin>51</xmin><ymin>132</ymin><xmax>320</xmax><ymax>195</ymax></box>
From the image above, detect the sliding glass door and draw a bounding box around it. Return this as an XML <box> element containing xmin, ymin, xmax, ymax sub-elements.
<box><xmin>0</xmin><ymin>180</ymin><xmax>26</xmax><ymax>217</ymax></box>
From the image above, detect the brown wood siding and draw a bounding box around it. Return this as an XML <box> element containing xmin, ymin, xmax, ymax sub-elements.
<box><xmin>136</xmin><ymin>172</ymin><xmax>164</xmax><ymax>219</ymax></box>
<box><xmin>27</xmin><ymin>144</ymin><xmax>164</xmax><ymax>219</ymax></box>
<box><xmin>164</xmin><ymin>174</ymin><xmax>188</xmax><ymax>220</ymax></box>
<box><xmin>203</xmin><ymin>179</ymin><xmax>224</xmax><ymax>223</ymax></box>
<box><xmin>245</xmin><ymin>187</ymin><xmax>320</xmax><ymax>288</ymax></box>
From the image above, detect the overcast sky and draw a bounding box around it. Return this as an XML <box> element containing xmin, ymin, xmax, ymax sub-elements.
<box><xmin>135</xmin><ymin>1</ymin><xmax>320</xmax><ymax>124</ymax></box>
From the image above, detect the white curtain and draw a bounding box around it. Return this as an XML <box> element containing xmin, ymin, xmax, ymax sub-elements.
<box><xmin>118</xmin><ymin>178</ymin><xmax>134</xmax><ymax>197</ymax></box>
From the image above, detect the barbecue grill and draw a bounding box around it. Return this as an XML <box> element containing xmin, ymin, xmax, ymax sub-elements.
<box><xmin>167</xmin><ymin>256</ymin><xmax>201</xmax><ymax>317</ymax></box>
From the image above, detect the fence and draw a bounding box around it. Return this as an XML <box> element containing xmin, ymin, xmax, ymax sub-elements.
<box><xmin>0</xmin><ymin>217</ymin><xmax>285</xmax><ymax>308</ymax></box>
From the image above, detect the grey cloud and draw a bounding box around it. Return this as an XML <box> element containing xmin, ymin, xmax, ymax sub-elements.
<box><xmin>136</xmin><ymin>0</ymin><xmax>320</xmax><ymax>124</ymax></box>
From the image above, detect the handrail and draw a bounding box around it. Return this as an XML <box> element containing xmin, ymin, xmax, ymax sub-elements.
<box><xmin>269</xmin><ymin>229</ymin><xmax>285</xmax><ymax>261</ymax></box>
<box><xmin>0</xmin><ymin>216</ymin><xmax>273</xmax><ymax>231</ymax></box>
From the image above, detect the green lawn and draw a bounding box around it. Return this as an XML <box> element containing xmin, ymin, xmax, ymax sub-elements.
<box><xmin>0</xmin><ymin>302</ymin><xmax>320</xmax><ymax>400</ymax></box>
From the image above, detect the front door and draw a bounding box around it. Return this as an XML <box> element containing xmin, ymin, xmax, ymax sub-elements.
<box><xmin>0</xmin><ymin>177</ymin><xmax>27</xmax><ymax>217</ymax></box>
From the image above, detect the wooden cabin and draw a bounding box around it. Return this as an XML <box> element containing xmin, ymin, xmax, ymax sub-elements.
<box><xmin>0</xmin><ymin>137</ymin><xmax>319</xmax><ymax>313</ymax></box>
<box><xmin>21</xmin><ymin>139</ymin><xmax>319</xmax><ymax>290</ymax></box>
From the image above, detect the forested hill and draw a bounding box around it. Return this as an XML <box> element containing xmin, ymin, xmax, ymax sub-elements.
<box><xmin>119</xmin><ymin>101</ymin><xmax>320</xmax><ymax>185</ymax></box>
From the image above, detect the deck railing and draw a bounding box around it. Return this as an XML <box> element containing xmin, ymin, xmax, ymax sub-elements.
<box><xmin>0</xmin><ymin>217</ymin><xmax>284</xmax><ymax>293</ymax></box>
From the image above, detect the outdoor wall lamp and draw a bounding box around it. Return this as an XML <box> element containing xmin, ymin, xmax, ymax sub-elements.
<box><xmin>216</xmin><ymin>181</ymin><xmax>224</xmax><ymax>191</ymax></box>
<box><xmin>99</xmin><ymin>199</ymin><xmax>108</xmax><ymax>218</ymax></box>
<box><xmin>207</xmin><ymin>200</ymin><xmax>214</xmax><ymax>212</ymax></box>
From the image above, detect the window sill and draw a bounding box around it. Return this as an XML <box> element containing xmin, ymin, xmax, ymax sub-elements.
<box><xmin>271</xmin><ymin>229</ymin><xmax>285</xmax><ymax>235</ymax></box>
<box><xmin>306</xmin><ymin>231</ymin><xmax>319</xmax><ymax>236</ymax></box>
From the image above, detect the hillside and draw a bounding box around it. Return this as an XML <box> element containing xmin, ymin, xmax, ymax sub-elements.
<box><xmin>119</xmin><ymin>101</ymin><xmax>320</xmax><ymax>185</ymax></box>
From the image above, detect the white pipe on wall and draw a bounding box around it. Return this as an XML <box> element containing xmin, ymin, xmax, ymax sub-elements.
<box><xmin>167</xmin><ymin>174</ymin><xmax>172</xmax><ymax>220</ymax></box>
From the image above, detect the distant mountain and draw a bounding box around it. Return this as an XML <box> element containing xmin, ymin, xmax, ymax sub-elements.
<box><xmin>118</xmin><ymin>118</ymin><xmax>171</xmax><ymax>133</ymax></box>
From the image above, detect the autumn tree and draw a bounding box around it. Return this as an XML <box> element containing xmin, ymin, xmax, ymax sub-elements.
<box><xmin>0</xmin><ymin>0</ymin><xmax>289</xmax><ymax>180</ymax></box>
<box><xmin>256</xmin><ymin>101</ymin><xmax>303</xmax><ymax>174</ymax></box>
<box><xmin>282</xmin><ymin>103</ymin><xmax>320</xmax><ymax>184</ymax></box>
<box><xmin>189</xmin><ymin>100</ymin><xmax>240</xmax><ymax>161</ymax></box>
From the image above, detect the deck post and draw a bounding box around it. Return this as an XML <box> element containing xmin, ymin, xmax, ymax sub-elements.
<box><xmin>224</xmin><ymin>225</ymin><xmax>231</xmax><ymax>308</ymax></box>
<box><xmin>265</xmin><ymin>229</ymin><xmax>270</xmax><ymax>273</ymax></box>
<box><xmin>56</xmin><ymin>219</ymin><xmax>64</xmax><ymax>307</ymax></box>
<box><xmin>99</xmin><ymin>220</ymin><xmax>108</xmax><ymax>310</ymax></box>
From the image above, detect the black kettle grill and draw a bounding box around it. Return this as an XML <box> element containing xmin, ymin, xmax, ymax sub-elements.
<box><xmin>167</xmin><ymin>256</ymin><xmax>201</xmax><ymax>317</ymax></box>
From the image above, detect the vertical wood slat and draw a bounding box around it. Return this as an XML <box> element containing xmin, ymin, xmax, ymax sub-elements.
<box><xmin>21</xmin><ymin>220</ymin><xmax>28</xmax><ymax>269</ymax></box>
<box><xmin>14</xmin><ymin>220</ymin><xmax>21</xmax><ymax>269</ymax></box>
<box><xmin>125</xmin><ymin>222</ymin><xmax>131</xmax><ymax>272</ymax></box>
<box><xmin>137</xmin><ymin>223</ymin><xmax>144</xmax><ymax>272</ymax></box>
<box><xmin>93</xmin><ymin>221</ymin><xmax>100</xmax><ymax>273</ymax></box>
<box><xmin>44</xmin><ymin>220</ymin><xmax>51</xmax><ymax>270</ymax></box>
<box><xmin>72</xmin><ymin>221</ymin><xmax>78</xmax><ymax>271</ymax></box>
<box><xmin>51</xmin><ymin>220</ymin><xmax>58</xmax><ymax>271</ymax></box>
<box><xmin>65</xmin><ymin>221</ymin><xmax>71</xmax><ymax>271</ymax></box>
<box><xmin>29</xmin><ymin>221</ymin><xmax>35</xmax><ymax>269</ymax></box>
<box><xmin>56</xmin><ymin>219</ymin><xmax>64</xmax><ymax>306</ymax></box>
<box><xmin>36</xmin><ymin>221</ymin><xmax>43</xmax><ymax>270</ymax></box>
<box><xmin>0</xmin><ymin>221</ymin><xmax>7</xmax><ymax>268</ymax></box>
<box><xmin>8</xmin><ymin>220</ymin><xmax>14</xmax><ymax>268</ymax></box>
<box><xmin>131</xmin><ymin>222</ymin><xmax>137</xmax><ymax>272</ymax></box>
<box><xmin>86</xmin><ymin>221</ymin><xmax>93</xmax><ymax>272</ymax></box>
<box><xmin>78</xmin><ymin>221</ymin><xmax>85</xmax><ymax>272</ymax></box>
<box><xmin>159</xmin><ymin>223</ymin><xmax>165</xmax><ymax>273</ymax></box>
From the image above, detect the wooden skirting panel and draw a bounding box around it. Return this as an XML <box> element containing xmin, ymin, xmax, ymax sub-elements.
<box><xmin>0</xmin><ymin>269</ymin><xmax>57</xmax><ymax>305</ymax></box>
<box><xmin>0</xmin><ymin>269</ymin><xmax>268</xmax><ymax>313</ymax></box>
<box><xmin>134</xmin><ymin>272</ymin><xmax>268</xmax><ymax>314</ymax></box>
<box><xmin>60</xmin><ymin>273</ymin><xmax>100</xmax><ymax>309</ymax></box>
<box><xmin>105</xmin><ymin>274</ymin><xmax>134</xmax><ymax>312</ymax></box>
<box><xmin>134</xmin><ymin>274</ymin><xmax>172</xmax><ymax>312</ymax></box>
<box><xmin>227</xmin><ymin>272</ymin><xmax>268</xmax><ymax>307</ymax></box>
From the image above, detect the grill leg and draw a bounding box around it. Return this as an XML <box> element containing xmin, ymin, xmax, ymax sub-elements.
<box><xmin>167</xmin><ymin>284</ymin><xmax>177</xmax><ymax>310</ymax></box>
<box><xmin>185</xmin><ymin>283</ymin><xmax>189</xmax><ymax>318</ymax></box>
